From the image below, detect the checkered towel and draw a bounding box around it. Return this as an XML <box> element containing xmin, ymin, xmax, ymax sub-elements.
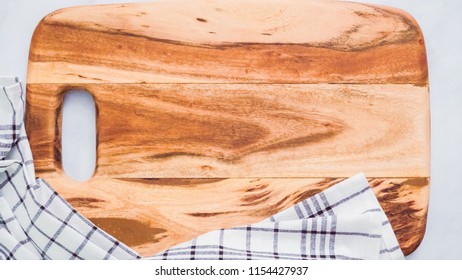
<box><xmin>0</xmin><ymin>76</ymin><xmax>404</xmax><ymax>260</ymax></box>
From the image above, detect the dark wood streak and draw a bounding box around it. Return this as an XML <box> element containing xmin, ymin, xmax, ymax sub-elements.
<box><xmin>240</xmin><ymin>190</ymin><xmax>272</xmax><ymax>206</ymax></box>
<box><xmin>89</xmin><ymin>218</ymin><xmax>167</xmax><ymax>247</ymax></box>
<box><xmin>67</xmin><ymin>197</ymin><xmax>106</xmax><ymax>209</ymax></box>
<box><xmin>325</xmin><ymin>5</ymin><xmax>420</xmax><ymax>51</ymax></box>
<box><xmin>118</xmin><ymin>178</ymin><xmax>226</xmax><ymax>186</ymax></box>
<box><xmin>370</xmin><ymin>179</ymin><xmax>385</xmax><ymax>188</ymax></box>
<box><xmin>251</xmin><ymin>195</ymin><xmax>291</xmax><ymax>217</ymax></box>
<box><xmin>251</xmin><ymin>125</ymin><xmax>344</xmax><ymax>156</ymax></box>
<box><xmin>245</xmin><ymin>184</ymin><xmax>269</xmax><ymax>192</ymax></box>
<box><xmin>401</xmin><ymin>177</ymin><xmax>429</xmax><ymax>187</ymax></box>
<box><xmin>196</xmin><ymin>17</ymin><xmax>208</xmax><ymax>23</ymax></box>
<box><xmin>314</xmin><ymin>178</ymin><xmax>343</xmax><ymax>189</ymax></box>
<box><xmin>145</xmin><ymin>152</ymin><xmax>209</xmax><ymax>161</ymax></box>
<box><xmin>354</xmin><ymin>11</ymin><xmax>377</xmax><ymax>18</ymax></box>
<box><xmin>292</xmin><ymin>188</ymin><xmax>324</xmax><ymax>205</ymax></box>
<box><xmin>188</xmin><ymin>211</ymin><xmax>239</xmax><ymax>217</ymax></box>
<box><xmin>75</xmin><ymin>74</ymin><xmax>104</xmax><ymax>81</ymax></box>
<box><xmin>374</xmin><ymin>178</ymin><xmax>429</xmax><ymax>255</ymax></box>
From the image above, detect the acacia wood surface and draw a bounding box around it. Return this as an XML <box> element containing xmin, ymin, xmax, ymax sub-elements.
<box><xmin>26</xmin><ymin>0</ymin><xmax>430</xmax><ymax>257</ymax></box>
<box><xmin>27</xmin><ymin>83</ymin><xmax>429</xmax><ymax>178</ymax></box>
<box><xmin>27</xmin><ymin>0</ymin><xmax>427</xmax><ymax>84</ymax></box>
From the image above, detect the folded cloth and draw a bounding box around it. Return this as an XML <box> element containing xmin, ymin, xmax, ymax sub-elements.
<box><xmin>0</xmin><ymin>77</ymin><xmax>404</xmax><ymax>260</ymax></box>
<box><xmin>0</xmin><ymin>76</ymin><xmax>24</xmax><ymax>160</ymax></box>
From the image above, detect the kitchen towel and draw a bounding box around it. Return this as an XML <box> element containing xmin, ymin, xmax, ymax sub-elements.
<box><xmin>0</xmin><ymin>76</ymin><xmax>404</xmax><ymax>260</ymax></box>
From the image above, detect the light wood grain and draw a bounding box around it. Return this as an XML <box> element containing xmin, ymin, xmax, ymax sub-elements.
<box><xmin>27</xmin><ymin>0</ymin><xmax>427</xmax><ymax>84</ymax></box>
<box><xmin>27</xmin><ymin>83</ymin><xmax>429</xmax><ymax>178</ymax></box>
<box><xmin>26</xmin><ymin>0</ymin><xmax>430</xmax><ymax>257</ymax></box>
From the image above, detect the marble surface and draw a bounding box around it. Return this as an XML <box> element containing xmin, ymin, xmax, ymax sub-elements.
<box><xmin>1</xmin><ymin>0</ymin><xmax>461</xmax><ymax>259</ymax></box>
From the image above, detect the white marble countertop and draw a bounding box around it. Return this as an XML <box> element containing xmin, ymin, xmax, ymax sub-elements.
<box><xmin>1</xmin><ymin>0</ymin><xmax>461</xmax><ymax>259</ymax></box>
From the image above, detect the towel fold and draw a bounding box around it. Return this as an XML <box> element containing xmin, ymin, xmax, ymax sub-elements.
<box><xmin>0</xmin><ymin>77</ymin><xmax>404</xmax><ymax>260</ymax></box>
<box><xmin>0</xmin><ymin>76</ymin><xmax>23</xmax><ymax>160</ymax></box>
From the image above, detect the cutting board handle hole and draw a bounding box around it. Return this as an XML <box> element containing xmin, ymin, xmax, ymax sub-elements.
<box><xmin>61</xmin><ymin>90</ymin><xmax>96</xmax><ymax>181</ymax></box>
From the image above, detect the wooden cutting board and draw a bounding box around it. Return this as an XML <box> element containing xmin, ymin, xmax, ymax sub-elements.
<box><xmin>25</xmin><ymin>0</ymin><xmax>430</xmax><ymax>257</ymax></box>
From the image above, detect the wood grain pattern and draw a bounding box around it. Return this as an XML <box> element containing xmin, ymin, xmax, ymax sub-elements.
<box><xmin>26</xmin><ymin>0</ymin><xmax>430</xmax><ymax>257</ymax></box>
<box><xmin>27</xmin><ymin>83</ymin><xmax>429</xmax><ymax>178</ymax></box>
<box><xmin>27</xmin><ymin>0</ymin><xmax>427</xmax><ymax>84</ymax></box>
